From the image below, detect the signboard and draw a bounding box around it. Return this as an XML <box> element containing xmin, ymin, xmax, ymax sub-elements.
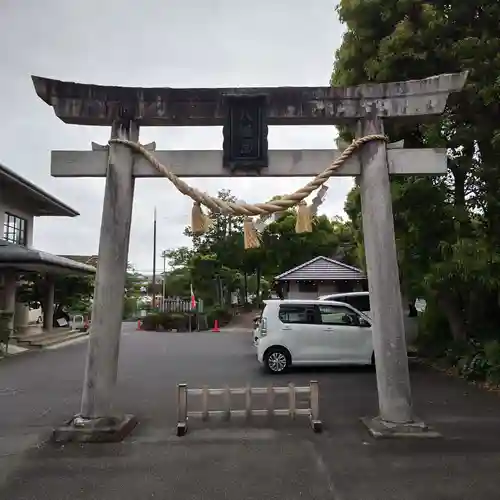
<box><xmin>223</xmin><ymin>95</ymin><xmax>268</xmax><ymax>171</ymax></box>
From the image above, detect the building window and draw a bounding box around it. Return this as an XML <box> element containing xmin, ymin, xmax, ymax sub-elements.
<box><xmin>297</xmin><ymin>281</ymin><xmax>318</xmax><ymax>293</ymax></box>
<box><xmin>4</xmin><ymin>212</ymin><xmax>27</xmax><ymax>246</ymax></box>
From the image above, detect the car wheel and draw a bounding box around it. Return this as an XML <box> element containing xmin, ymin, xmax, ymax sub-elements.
<box><xmin>264</xmin><ymin>347</ymin><xmax>290</xmax><ymax>374</ymax></box>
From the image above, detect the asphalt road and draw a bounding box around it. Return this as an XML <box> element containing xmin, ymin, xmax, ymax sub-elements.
<box><xmin>2</xmin><ymin>323</ymin><xmax>339</xmax><ymax>448</ymax></box>
<box><xmin>2</xmin><ymin>324</ymin><xmax>500</xmax><ymax>499</ymax></box>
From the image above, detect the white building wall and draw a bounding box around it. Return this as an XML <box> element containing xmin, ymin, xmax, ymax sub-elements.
<box><xmin>285</xmin><ymin>281</ymin><xmax>365</xmax><ymax>299</ymax></box>
<box><xmin>286</xmin><ymin>281</ymin><xmax>339</xmax><ymax>300</ymax></box>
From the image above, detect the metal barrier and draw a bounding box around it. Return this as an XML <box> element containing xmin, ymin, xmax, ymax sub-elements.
<box><xmin>176</xmin><ymin>380</ymin><xmax>322</xmax><ymax>436</ymax></box>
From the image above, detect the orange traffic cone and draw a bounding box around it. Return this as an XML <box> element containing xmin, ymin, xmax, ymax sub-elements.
<box><xmin>212</xmin><ymin>319</ymin><xmax>220</xmax><ymax>332</ymax></box>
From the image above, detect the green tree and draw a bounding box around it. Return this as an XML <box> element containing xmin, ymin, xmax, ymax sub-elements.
<box><xmin>261</xmin><ymin>211</ymin><xmax>356</xmax><ymax>275</ymax></box>
<box><xmin>125</xmin><ymin>264</ymin><xmax>144</xmax><ymax>297</ymax></box>
<box><xmin>163</xmin><ymin>247</ymin><xmax>193</xmax><ymax>269</ymax></box>
<box><xmin>184</xmin><ymin>190</ymin><xmax>248</xmax><ymax>306</ymax></box>
<box><xmin>332</xmin><ymin>0</ymin><xmax>500</xmax><ymax>342</ymax></box>
<box><xmin>164</xmin><ymin>266</ymin><xmax>191</xmax><ymax>298</ymax></box>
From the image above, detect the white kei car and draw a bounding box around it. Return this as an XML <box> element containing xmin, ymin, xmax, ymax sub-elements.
<box><xmin>256</xmin><ymin>297</ymin><xmax>418</xmax><ymax>373</ymax></box>
<box><xmin>256</xmin><ymin>299</ymin><xmax>376</xmax><ymax>373</ymax></box>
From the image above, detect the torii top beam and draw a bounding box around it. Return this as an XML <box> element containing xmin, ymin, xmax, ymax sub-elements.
<box><xmin>31</xmin><ymin>72</ymin><xmax>468</xmax><ymax>127</ymax></box>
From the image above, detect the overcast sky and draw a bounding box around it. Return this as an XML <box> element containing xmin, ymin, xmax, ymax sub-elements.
<box><xmin>0</xmin><ymin>0</ymin><xmax>349</xmax><ymax>272</ymax></box>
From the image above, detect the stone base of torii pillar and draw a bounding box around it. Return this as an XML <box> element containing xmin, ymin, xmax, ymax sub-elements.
<box><xmin>52</xmin><ymin>415</ymin><xmax>138</xmax><ymax>444</ymax></box>
<box><xmin>360</xmin><ymin>416</ymin><xmax>441</xmax><ymax>439</ymax></box>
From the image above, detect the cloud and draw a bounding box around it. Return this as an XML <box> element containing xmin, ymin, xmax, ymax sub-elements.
<box><xmin>0</xmin><ymin>0</ymin><xmax>348</xmax><ymax>271</ymax></box>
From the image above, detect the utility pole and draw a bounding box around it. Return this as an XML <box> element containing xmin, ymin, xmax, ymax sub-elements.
<box><xmin>152</xmin><ymin>207</ymin><xmax>157</xmax><ymax>309</ymax></box>
<box><xmin>161</xmin><ymin>251</ymin><xmax>167</xmax><ymax>312</ymax></box>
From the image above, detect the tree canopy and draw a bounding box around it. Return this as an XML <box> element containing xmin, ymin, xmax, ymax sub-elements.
<box><xmin>333</xmin><ymin>0</ymin><xmax>500</xmax><ymax>344</ymax></box>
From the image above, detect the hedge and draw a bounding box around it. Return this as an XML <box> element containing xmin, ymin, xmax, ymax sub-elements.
<box><xmin>141</xmin><ymin>307</ymin><xmax>233</xmax><ymax>332</ymax></box>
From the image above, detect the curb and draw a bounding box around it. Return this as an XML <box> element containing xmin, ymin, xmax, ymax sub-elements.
<box><xmin>44</xmin><ymin>331</ymin><xmax>90</xmax><ymax>350</ymax></box>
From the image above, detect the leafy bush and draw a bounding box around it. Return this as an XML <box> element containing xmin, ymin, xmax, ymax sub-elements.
<box><xmin>206</xmin><ymin>305</ymin><xmax>233</xmax><ymax>328</ymax></box>
<box><xmin>443</xmin><ymin>339</ymin><xmax>472</xmax><ymax>367</ymax></box>
<box><xmin>460</xmin><ymin>352</ymin><xmax>489</xmax><ymax>382</ymax></box>
<box><xmin>141</xmin><ymin>313</ymin><xmax>160</xmax><ymax>331</ymax></box>
<box><xmin>415</xmin><ymin>303</ymin><xmax>452</xmax><ymax>358</ymax></box>
<box><xmin>415</xmin><ymin>303</ymin><xmax>500</xmax><ymax>386</ymax></box>
<box><xmin>141</xmin><ymin>312</ymin><xmax>196</xmax><ymax>332</ymax></box>
<box><xmin>161</xmin><ymin>313</ymin><xmax>196</xmax><ymax>331</ymax></box>
<box><xmin>484</xmin><ymin>340</ymin><xmax>500</xmax><ymax>384</ymax></box>
<box><xmin>429</xmin><ymin>338</ymin><xmax>500</xmax><ymax>385</ymax></box>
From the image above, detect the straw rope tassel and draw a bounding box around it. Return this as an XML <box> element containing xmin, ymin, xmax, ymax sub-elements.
<box><xmin>295</xmin><ymin>201</ymin><xmax>312</xmax><ymax>233</ymax></box>
<box><xmin>243</xmin><ymin>218</ymin><xmax>260</xmax><ymax>249</ymax></box>
<box><xmin>191</xmin><ymin>202</ymin><xmax>205</xmax><ymax>235</ymax></box>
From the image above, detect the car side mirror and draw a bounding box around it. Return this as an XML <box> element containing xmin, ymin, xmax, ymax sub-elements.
<box><xmin>359</xmin><ymin>318</ymin><xmax>370</xmax><ymax>328</ymax></box>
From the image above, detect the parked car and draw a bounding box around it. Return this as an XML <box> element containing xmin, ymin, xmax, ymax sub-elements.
<box><xmin>256</xmin><ymin>299</ymin><xmax>374</xmax><ymax>373</ymax></box>
<box><xmin>316</xmin><ymin>291</ymin><xmax>418</xmax><ymax>346</ymax></box>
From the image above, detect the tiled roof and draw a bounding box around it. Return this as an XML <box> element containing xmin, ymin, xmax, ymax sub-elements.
<box><xmin>275</xmin><ymin>256</ymin><xmax>365</xmax><ymax>281</ymax></box>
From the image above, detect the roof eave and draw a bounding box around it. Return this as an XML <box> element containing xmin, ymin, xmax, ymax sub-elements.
<box><xmin>0</xmin><ymin>262</ymin><xmax>95</xmax><ymax>275</ymax></box>
<box><xmin>275</xmin><ymin>276</ymin><xmax>366</xmax><ymax>281</ymax></box>
<box><xmin>274</xmin><ymin>255</ymin><xmax>365</xmax><ymax>281</ymax></box>
<box><xmin>0</xmin><ymin>242</ymin><xmax>95</xmax><ymax>274</ymax></box>
<box><xmin>0</xmin><ymin>163</ymin><xmax>79</xmax><ymax>217</ymax></box>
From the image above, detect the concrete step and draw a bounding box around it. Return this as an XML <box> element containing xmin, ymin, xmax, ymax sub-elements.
<box><xmin>13</xmin><ymin>323</ymin><xmax>84</xmax><ymax>341</ymax></box>
<box><xmin>17</xmin><ymin>330</ymin><xmax>88</xmax><ymax>348</ymax></box>
<box><xmin>12</xmin><ymin>328</ymin><xmax>44</xmax><ymax>340</ymax></box>
<box><xmin>35</xmin><ymin>331</ymin><xmax>89</xmax><ymax>347</ymax></box>
<box><xmin>16</xmin><ymin>329</ymin><xmax>72</xmax><ymax>344</ymax></box>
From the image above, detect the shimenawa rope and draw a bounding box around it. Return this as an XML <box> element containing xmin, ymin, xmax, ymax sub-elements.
<box><xmin>108</xmin><ymin>134</ymin><xmax>388</xmax><ymax>247</ymax></box>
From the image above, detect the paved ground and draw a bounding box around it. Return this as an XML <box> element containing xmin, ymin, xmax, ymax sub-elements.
<box><xmin>1</xmin><ymin>323</ymin><xmax>500</xmax><ymax>499</ymax></box>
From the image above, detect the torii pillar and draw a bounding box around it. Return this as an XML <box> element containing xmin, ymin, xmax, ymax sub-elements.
<box><xmin>32</xmin><ymin>72</ymin><xmax>467</xmax><ymax>441</ymax></box>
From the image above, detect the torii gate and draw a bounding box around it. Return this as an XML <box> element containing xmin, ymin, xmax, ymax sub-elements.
<box><xmin>32</xmin><ymin>72</ymin><xmax>467</xmax><ymax>441</ymax></box>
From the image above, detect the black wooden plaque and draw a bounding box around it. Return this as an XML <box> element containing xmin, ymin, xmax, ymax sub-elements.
<box><xmin>223</xmin><ymin>95</ymin><xmax>268</xmax><ymax>171</ymax></box>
